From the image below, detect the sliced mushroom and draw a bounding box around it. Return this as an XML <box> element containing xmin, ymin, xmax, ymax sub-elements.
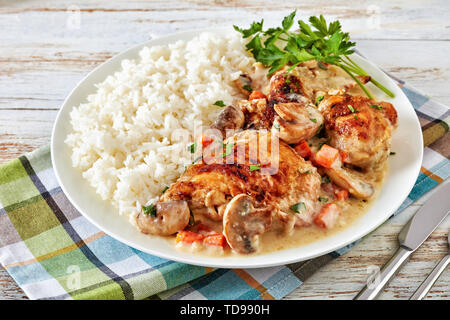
<box><xmin>272</xmin><ymin>102</ymin><xmax>323</xmax><ymax>144</ymax></box>
<box><xmin>234</xmin><ymin>74</ymin><xmax>253</xmax><ymax>96</ymax></box>
<box><xmin>211</xmin><ymin>105</ymin><xmax>245</xmax><ymax>138</ymax></box>
<box><xmin>222</xmin><ymin>194</ymin><xmax>272</xmax><ymax>254</ymax></box>
<box><xmin>324</xmin><ymin>167</ymin><xmax>375</xmax><ymax>200</ymax></box>
<box><xmin>136</xmin><ymin>200</ymin><xmax>190</xmax><ymax>236</ymax></box>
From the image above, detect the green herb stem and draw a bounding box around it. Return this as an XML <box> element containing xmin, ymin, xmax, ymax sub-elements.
<box><xmin>338</xmin><ymin>63</ymin><xmax>373</xmax><ymax>99</ymax></box>
<box><xmin>343</xmin><ymin>55</ymin><xmax>395</xmax><ymax>98</ymax></box>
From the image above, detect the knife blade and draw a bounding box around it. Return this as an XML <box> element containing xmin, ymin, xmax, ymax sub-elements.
<box><xmin>355</xmin><ymin>180</ymin><xmax>450</xmax><ymax>300</ymax></box>
<box><xmin>398</xmin><ymin>181</ymin><xmax>450</xmax><ymax>251</ymax></box>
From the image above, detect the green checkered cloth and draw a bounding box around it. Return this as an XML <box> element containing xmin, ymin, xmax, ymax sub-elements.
<box><xmin>0</xmin><ymin>82</ymin><xmax>449</xmax><ymax>299</ymax></box>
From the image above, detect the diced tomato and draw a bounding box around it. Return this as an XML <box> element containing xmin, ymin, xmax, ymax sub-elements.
<box><xmin>314</xmin><ymin>144</ymin><xmax>340</xmax><ymax>168</ymax></box>
<box><xmin>176</xmin><ymin>230</ymin><xmax>204</xmax><ymax>244</ymax></box>
<box><xmin>249</xmin><ymin>91</ymin><xmax>267</xmax><ymax>101</ymax></box>
<box><xmin>334</xmin><ymin>188</ymin><xmax>349</xmax><ymax>201</ymax></box>
<box><xmin>294</xmin><ymin>140</ymin><xmax>312</xmax><ymax>159</ymax></box>
<box><xmin>201</xmin><ymin>135</ymin><xmax>214</xmax><ymax>148</ymax></box>
<box><xmin>314</xmin><ymin>203</ymin><xmax>341</xmax><ymax>229</ymax></box>
<box><xmin>203</xmin><ymin>233</ymin><xmax>227</xmax><ymax>248</ymax></box>
<box><xmin>340</xmin><ymin>150</ymin><xmax>349</xmax><ymax>163</ymax></box>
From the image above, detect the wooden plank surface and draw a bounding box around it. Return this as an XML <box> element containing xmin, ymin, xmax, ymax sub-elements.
<box><xmin>0</xmin><ymin>0</ymin><xmax>449</xmax><ymax>300</ymax></box>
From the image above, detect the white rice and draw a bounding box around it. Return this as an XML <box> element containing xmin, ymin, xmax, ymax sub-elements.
<box><xmin>65</xmin><ymin>32</ymin><xmax>255</xmax><ymax>223</ymax></box>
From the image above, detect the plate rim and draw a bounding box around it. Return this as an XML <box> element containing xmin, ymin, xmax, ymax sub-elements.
<box><xmin>51</xmin><ymin>27</ymin><xmax>423</xmax><ymax>268</ymax></box>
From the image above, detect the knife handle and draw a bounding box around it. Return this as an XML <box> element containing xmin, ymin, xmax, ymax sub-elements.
<box><xmin>354</xmin><ymin>246</ymin><xmax>412</xmax><ymax>300</ymax></box>
<box><xmin>409</xmin><ymin>254</ymin><xmax>450</xmax><ymax>300</ymax></box>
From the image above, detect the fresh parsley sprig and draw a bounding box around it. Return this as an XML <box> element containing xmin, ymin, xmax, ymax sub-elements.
<box><xmin>234</xmin><ymin>11</ymin><xmax>395</xmax><ymax>99</ymax></box>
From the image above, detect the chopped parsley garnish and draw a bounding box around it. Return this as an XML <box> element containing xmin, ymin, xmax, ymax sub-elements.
<box><xmin>390</xmin><ymin>151</ymin><xmax>396</xmax><ymax>155</ymax></box>
<box><xmin>290</xmin><ymin>202</ymin><xmax>306</xmax><ymax>213</ymax></box>
<box><xmin>318</xmin><ymin>196</ymin><xmax>329</xmax><ymax>203</ymax></box>
<box><xmin>310</xmin><ymin>118</ymin><xmax>317</xmax><ymax>123</ymax></box>
<box><xmin>370</xmin><ymin>104</ymin><xmax>383</xmax><ymax>110</ymax></box>
<box><xmin>347</xmin><ymin>104</ymin><xmax>359</xmax><ymax>119</ymax></box>
<box><xmin>213</xmin><ymin>100</ymin><xmax>226</xmax><ymax>107</ymax></box>
<box><xmin>161</xmin><ymin>186</ymin><xmax>169</xmax><ymax>194</ymax></box>
<box><xmin>222</xmin><ymin>142</ymin><xmax>236</xmax><ymax>157</ymax></box>
<box><xmin>249</xmin><ymin>164</ymin><xmax>261</xmax><ymax>172</ymax></box>
<box><xmin>315</xmin><ymin>95</ymin><xmax>324</xmax><ymax>105</ymax></box>
<box><xmin>187</xmin><ymin>142</ymin><xmax>197</xmax><ymax>154</ymax></box>
<box><xmin>321</xmin><ymin>176</ymin><xmax>330</xmax><ymax>184</ymax></box>
<box><xmin>300</xmin><ymin>169</ymin><xmax>312</xmax><ymax>174</ymax></box>
<box><xmin>142</xmin><ymin>204</ymin><xmax>157</xmax><ymax>217</ymax></box>
<box><xmin>242</xmin><ymin>84</ymin><xmax>253</xmax><ymax>92</ymax></box>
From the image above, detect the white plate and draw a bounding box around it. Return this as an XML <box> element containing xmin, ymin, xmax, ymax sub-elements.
<box><xmin>51</xmin><ymin>28</ymin><xmax>423</xmax><ymax>268</ymax></box>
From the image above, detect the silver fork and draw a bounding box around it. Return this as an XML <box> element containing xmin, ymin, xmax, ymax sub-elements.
<box><xmin>410</xmin><ymin>232</ymin><xmax>450</xmax><ymax>300</ymax></box>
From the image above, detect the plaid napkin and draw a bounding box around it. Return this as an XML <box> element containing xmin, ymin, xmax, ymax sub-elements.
<box><xmin>0</xmin><ymin>82</ymin><xmax>448</xmax><ymax>300</ymax></box>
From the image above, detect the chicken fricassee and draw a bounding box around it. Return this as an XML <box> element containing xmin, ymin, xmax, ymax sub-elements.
<box><xmin>136</xmin><ymin>59</ymin><xmax>398</xmax><ymax>255</ymax></box>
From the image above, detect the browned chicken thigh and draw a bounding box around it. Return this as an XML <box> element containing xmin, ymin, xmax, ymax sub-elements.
<box><xmin>314</xmin><ymin>94</ymin><xmax>397</xmax><ymax>199</ymax></box>
<box><xmin>154</xmin><ymin>130</ymin><xmax>322</xmax><ymax>253</ymax></box>
<box><xmin>318</xmin><ymin>94</ymin><xmax>397</xmax><ymax>169</ymax></box>
<box><xmin>267</xmin><ymin>62</ymin><xmax>370</xmax><ymax>103</ymax></box>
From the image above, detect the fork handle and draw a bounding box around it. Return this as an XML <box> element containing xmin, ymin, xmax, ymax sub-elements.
<box><xmin>354</xmin><ymin>246</ymin><xmax>412</xmax><ymax>300</ymax></box>
<box><xmin>410</xmin><ymin>254</ymin><xmax>450</xmax><ymax>300</ymax></box>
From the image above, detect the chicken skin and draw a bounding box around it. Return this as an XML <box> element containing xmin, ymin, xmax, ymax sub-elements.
<box><xmin>267</xmin><ymin>62</ymin><xmax>370</xmax><ymax>104</ymax></box>
<box><xmin>236</xmin><ymin>99</ymin><xmax>323</xmax><ymax>144</ymax></box>
<box><xmin>159</xmin><ymin>130</ymin><xmax>322</xmax><ymax>253</ymax></box>
<box><xmin>318</xmin><ymin>94</ymin><xmax>397</xmax><ymax>169</ymax></box>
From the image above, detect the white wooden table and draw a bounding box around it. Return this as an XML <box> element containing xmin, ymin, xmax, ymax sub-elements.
<box><xmin>0</xmin><ymin>0</ymin><xmax>449</xmax><ymax>300</ymax></box>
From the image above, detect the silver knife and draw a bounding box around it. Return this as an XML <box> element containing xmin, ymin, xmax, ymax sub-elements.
<box><xmin>354</xmin><ymin>180</ymin><xmax>450</xmax><ymax>300</ymax></box>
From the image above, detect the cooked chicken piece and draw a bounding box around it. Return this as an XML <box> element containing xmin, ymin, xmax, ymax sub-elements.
<box><xmin>318</xmin><ymin>94</ymin><xmax>397</xmax><ymax>169</ymax></box>
<box><xmin>223</xmin><ymin>194</ymin><xmax>273</xmax><ymax>254</ymax></box>
<box><xmin>268</xmin><ymin>68</ymin><xmax>309</xmax><ymax>104</ymax></box>
<box><xmin>267</xmin><ymin>62</ymin><xmax>370</xmax><ymax>104</ymax></box>
<box><xmin>136</xmin><ymin>200</ymin><xmax>190</xmax><ymax>236</ymax></box>
<box><xmin>211</xmin><ymin>105</ymin><xmax>245</xmax><ymax>138</ymax></box>
<box><xmin>160</xmin><ymin>130</ymin><xmax>322</xmax><ymax>250</ymax></box>
<box><xmin>272</xmin><ymin>102</ymin><xmax>323</xmax><ymax>144</ymax></box>
<box><xmin>237</xmin><ymin>99</ymin><xmax>322</xmax><ymax>144</ymax></box>
<box><xmin>237</xmin><ymin>98</ymin><xmax>276</xmax><ymax>130</ymax></box>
